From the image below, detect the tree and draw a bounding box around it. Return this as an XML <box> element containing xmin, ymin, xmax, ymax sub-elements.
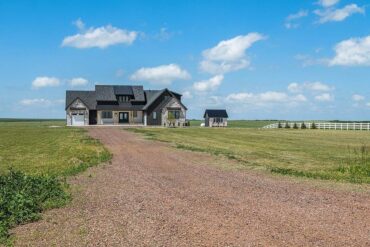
<box><xmin>293</xmin><ymin>123</ymin><xmax>298</xmax><ymax>129</ymax></box>
<box><xmin>278</xmin><ymin>122</ymin><xmax>282</xmax><ymax>128</ymax></box>
<box><xmin>285</xmin><ymin>122</ymin><xmax>290</xmax><ymax>129</ymax></box>
<box><xmin>311</xmin><ymin>122</ymin><xmax>317</xmax><ymax>129</ymax></box>
<box><xmin>301</xmin><ymin>122</ymin><xmax>307</xmax><ymax>129</ymax></box>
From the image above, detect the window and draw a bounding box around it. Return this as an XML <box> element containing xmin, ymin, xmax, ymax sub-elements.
<box><xmin>213</xmin><ymin>117</ymin><xmax>223</xmax><ymax>123</ymax></box>
<box><xmin>168</xmin><ymin>110</ymin><xmax>180</xmax><ymax>119</ymax></box>
<box><xmin>133</xmin><ymin>111</ymin><xmax>137</xmax><ymax>118</ymax></box>
<box><xmin>153</xmin><ymin>112</ymin><xmax>157</xmax><ymax>120</ymax></box>
<box><xmin>117</xmin><ymin>95</ymin><xmax>130</xmax><ymax>102</ymax></box>
<box><xmin>102</xmin><ymin>111</ymin><xmax>112</xmax><ymax>119</ymax></box>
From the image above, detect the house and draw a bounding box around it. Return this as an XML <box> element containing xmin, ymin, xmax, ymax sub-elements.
<box><xmin>204</xmin><ymin>109</ymin><xmax>228</xmax><ymax>127</ymax></box>
<box><xmin>65</xmin><ymin>85</ymin><xmax>187</xmax><ymax>126</ymax></box>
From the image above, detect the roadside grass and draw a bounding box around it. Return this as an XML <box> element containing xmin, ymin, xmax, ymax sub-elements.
<box><xmin>0</xmin><ymin>121</ymin><xmax>111</xmax><ymax>244</ymax></box>
<box><xmin>130</xmin><ymin>128</ymin><xmax>370</xmax><ymax>184</ymax></box>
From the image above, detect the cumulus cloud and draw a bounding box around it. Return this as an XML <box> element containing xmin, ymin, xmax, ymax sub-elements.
<box><xmin>226</xmin><ymin>91</ymin><xmax>307</xmax><ymax>104</ymax></box>
<box><xmin>314</xmin><ymin>4</ymin><xmax>364</xmax><ymax>24</ymax></box>
<box><xmin>193</xmin><ymin>75</ymin><xmax>224</xmax><ymax>92</ymax></box>
<box><xmin>328</xmin><ymin>35</ymin><xmax>370</xmax><ymax>66</ymax></box>
<box><xmin>352</xmin><ymin>94</ymin><xmax>365</xmax><ymax>101</ymax></box>
<box><xmin>62</xmin><ymin>19</ymin><xmax>138</xmax><ymax>49</ymax></box>
<box><xmin>182</xmin><ymin>91</ymin><xmax>193</xmax><ymax>99</ymax></box>
<box><xmin>200</xmin><ymin>33</ymin><xmax>266</xmax><ymax>74</ymax></box>
<box><xmin>20</xmin><ymin>98</ymin><xmax>64</xmax><ymax>107</ymax></box>
<box><xmin>32</xmin><ymin>76</ymin><xmax>60</xmax><ymax>89</ymax></box>
<box><xmin>288</xmin><ymin>82</ymin><xmax>333</xmax><ymax>93</ymax></box>
<box><xmin>317</xmin><ymin>0</ymin><xmax>340</xmax><ymax>8</ymax></box>
<box><xmin>130</xmin><ymin>64</ymin><xmax>190</xmax><ymax>85</ymax></box>
<box><xmin>285</xmin><ymin>10</ymin><xmax>309</xmax><ymax>29</ymax></box>
<box><xmin>315</xmin><ymin>93</ymin><xmax>334</xmax><ymax>101</ymax></box>
<box><xmin>68</xmin><ymin>77</ymin><xmax>88</xmax><ymax>87</ymax></box>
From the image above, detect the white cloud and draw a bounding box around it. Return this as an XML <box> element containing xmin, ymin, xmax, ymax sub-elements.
<box><xmin>226</xmin><ymin>91</ymin><xmax>306</xmax><ymax>104</ymax></box>
<box><xmin>317</xmin><ymin>0</ymin><xmax>340</xmax><ymax>8</ymax></box>
<box><xmin>182</xmin><ymin>91</ymin><xmax>193</xmax><ymax>99</ymax></box>
<box><xmin>200</xmin><ymin>33</ymin><xmax>266</xmax><ymax>74</ymax></box>
<box><xmin>285</xmin><ymin>10</ymin><xmax>309</xmax><ymax>29</ymax></box>
<box><xmin>315</xmin><ymin>93</ymin><xmax>334</xmax><ymax>101</ymax></box>
<box><xmin>329</xmin><ymin>35</ymin><xmax>370</xmax><ymax>66</ymax></box>
<box><xmin>68</xmin><ymin>77</ymin><xmax>88</xmax><ymax>87</ymax></box>
<box><xmin>193</xmin><ymin>75</ymin><xmax>224</xmax><ymax>92</ymax></box>
<box><xmin>62</xmin><ymin>20</ymin><xmax>138</xmax><ymax>49</ymax></box>
<box><xmin>130</xmin><ymin>64</ymin><xmax>190</xmax><ymax>85</ymax></box>
<box><xmin>73</xmin><ymin>18</ymin><xmax>85</xmax><ymax>30</ymax></box>
<box><xmin>366</xmin><ymin>102</ymin><xmax>370</xmax><ymax>107</ymax></box>
<box><xmin>314</xmin><ymin>4</ymin><xmax>364</xmax><ymax>24</ymax></box>
<box><xmin>288</xmin><ymin>82</ymin><xmax>332</xmax><ymax>93</ymax></box>
<box><xmin>32</xmin><ymin>76</ymin><xmax>60</xmax><ymax>89</ymax></box>
<box><xmin>19</xmin><ymin>98</ymin><xmax>64</xmax><ymax>107</ymax></box>
<box><xmin>352</xmin><ymin>94</ymin><xmax>365</xmax><ymax>101</ymax></box>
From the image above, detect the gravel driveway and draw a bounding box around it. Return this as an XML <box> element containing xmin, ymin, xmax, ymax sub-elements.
<box><xmin>13</xmin><ymin>128</ymin><xmax>370</xmax><ymax>246</ymax></box>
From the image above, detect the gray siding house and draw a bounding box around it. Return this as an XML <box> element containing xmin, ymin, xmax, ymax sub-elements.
<box><xmin>204</xmin><ymin>109</ymin><xmax>228</xmax><ymax>127</ymax></box>
<box><xmin>66</xmin><ymin>85</ymin><xmax>187</xmax><ymax>127</ymax></box>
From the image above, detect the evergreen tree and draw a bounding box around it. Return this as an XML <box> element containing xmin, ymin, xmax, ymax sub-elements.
<box><xmin>301</xmin><ymin>122</ymin><xmax>307</xmax><ymax>129</ymax></box>
<box><xmin>285</xmin><ymin>122</ymin><xmax>290</xmax><ymax>129</ymax></box>
<box><xmin>293</xmin><ymin>123</ymin><xmax>298</xmax><ymax>129</ymax></box>
<box><xmin>311</xmin><ymin>122</ymin><xmax>317</xmax><ymax>129</ymax></box>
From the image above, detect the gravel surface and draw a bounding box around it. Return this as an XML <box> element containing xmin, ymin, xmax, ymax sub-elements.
<box><xmin>13</xmin><ymin>128</ymin><xmax>370</xmax><ymax>246</ymax></box>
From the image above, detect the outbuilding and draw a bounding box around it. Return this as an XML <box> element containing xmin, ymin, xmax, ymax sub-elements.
<box><xmin>203</xmin><ymin>109</ymin><xmax>228</xmax><ymax>127</ymax></box>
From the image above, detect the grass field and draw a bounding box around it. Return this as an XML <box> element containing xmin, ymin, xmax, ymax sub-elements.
<box><xmin>131</xmin><ymin>128</ymin><xmax>370</xmax><ymax>183</ymax></box>
<box><xmin>0</xmin><ymin>121</ymin><xmax>111</xmax><ymax>176</ymax></box>
<box><xmin>189</xmin><ymin>120</ymin><xmax>277</xmax><ymax>128</ymax></box>
<box><xmin>0</xmin><ymin>120</ymin><xmax>112</xmax><ymax>242</ymax></box>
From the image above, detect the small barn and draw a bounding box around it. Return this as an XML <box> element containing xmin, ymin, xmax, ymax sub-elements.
<box><xmin>204</xmin><ymin>109</ymin><xmax>228</xmax><ymax>127</ymax></box>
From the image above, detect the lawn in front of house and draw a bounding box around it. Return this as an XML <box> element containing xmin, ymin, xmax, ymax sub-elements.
<box><xmin>0</xmin><ymin>121</ymin><xmax>111</xmax><ymax>176</ymax></box>
<box><xmin>131</xmin><ymin>127</ymin><xmax>370</xmax><ymax>183</ymax></box>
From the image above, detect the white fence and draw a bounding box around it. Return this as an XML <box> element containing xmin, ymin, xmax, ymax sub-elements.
<box><xmin>263</xmin><ymin>122</ymin><xmax>370</xmax><ymax>131</ymax></box>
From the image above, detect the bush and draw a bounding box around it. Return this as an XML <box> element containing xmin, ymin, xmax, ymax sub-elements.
<box><xmin>311</xmin><ymin>122</ymin><xmax>317</xmax><ymax>129</ymax></box>
<box><xmin>278</xmin><ymin>122</ymin><xmax>282</xmax><ymax>128</ymax></box>
<box><xmin>285</xmin><ymin>122</ymin><xmax>290</xmax><ymax>129</ymax></box>
<box><xmin>0</xmin><ymin>170</ymin><xmax>69</xmax><ymax>242</ymax></box>
<box><xmin>293</xmin><ymin>123</ymin><xmax>298</xmax><ymax>129</ymax></box>
<box><xmin>301</xmin><ymin>123</ymin><xmax>307</xmax><ymax>129</ymax></box>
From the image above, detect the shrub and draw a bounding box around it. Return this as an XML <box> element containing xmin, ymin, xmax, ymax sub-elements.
<box><xmin>0</xmin><ymin>170</ymin><xmax>69</xmax><ymax>243</ymax></box>
<box><xmin>301</xmin><ymin>123</ymin><xmax>307</xmax><ymax>129</ymax></box>
<box><xmin>311</xmin><ymin>122</ymin><xmax>317</xmax><ymax>129</ymax></box>
<box><xmin>285</xmin><ymin>122</ymin><xmax>290</xmax><ymax>129</ymax></box>
<box><xmin>278</xmin><ymin>122</ymin><xmax>282</xmax><ymax>128</ymax></box>
<box><xmin>293</xmin><ymin>123</ymin><xmax>298</xmax><ymax>129</ymax></box>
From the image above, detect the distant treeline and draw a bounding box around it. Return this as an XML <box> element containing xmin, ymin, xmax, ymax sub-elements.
<box><xmin>0</xmin><ymin>118</ymin><xmax>64</xmax><ymax>122</ymax></box>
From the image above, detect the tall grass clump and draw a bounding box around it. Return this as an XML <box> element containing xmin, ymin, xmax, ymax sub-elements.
<box><xmin>0</xmin><ymin>170</ymin><xmax>69</xmax><ymax>243</ymax></box>
<box><xmin>337</xmin><ymin>145</ymin><xmax>370</xmax><ymax>183</ymax></box>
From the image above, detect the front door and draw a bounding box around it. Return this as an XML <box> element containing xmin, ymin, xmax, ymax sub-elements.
<box><xmin>119</xmin><ymin>112</ymin><xmax>129</xmax><ymax>123</ymax></box>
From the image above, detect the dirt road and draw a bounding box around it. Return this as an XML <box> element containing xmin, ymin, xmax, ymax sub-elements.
<box><xmin>13</xmin><ymin>128</ymin><xmax>369</xmax><ymax>246</ymax></box>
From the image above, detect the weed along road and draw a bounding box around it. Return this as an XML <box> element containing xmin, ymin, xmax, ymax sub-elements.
<box><xmin>13</xmin><ymin>128</ymin><xmax>370</xmax><ymax>246</ymax></box>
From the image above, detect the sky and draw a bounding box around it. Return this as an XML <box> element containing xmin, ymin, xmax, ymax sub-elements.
<box><xmin>0</xmin><ymin>0</ymin><xmax>369</xmax><ymax>120</ymax></box>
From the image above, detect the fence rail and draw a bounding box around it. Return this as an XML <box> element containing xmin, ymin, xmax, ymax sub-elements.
<box><xmin>263</xmin><ymin>122</ymin><xmax>370</xmax><ymax>131</ymax></box>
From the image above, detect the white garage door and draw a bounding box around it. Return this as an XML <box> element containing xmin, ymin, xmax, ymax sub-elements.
<box><xmin>72</xmin><ymin>114</ymin><xmax>85</xmax><ymax>126</ymax></box>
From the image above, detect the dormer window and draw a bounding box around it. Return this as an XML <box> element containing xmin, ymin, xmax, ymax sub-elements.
<box><xmin>117</xmin><ymin>95</ymin><xmax>131</xmax><ymax>102</ymax></box>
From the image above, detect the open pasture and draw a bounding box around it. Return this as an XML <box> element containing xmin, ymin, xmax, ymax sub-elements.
<box><xmin>132</xmin><ymin>127</ymin><xmax>370</xmax><ymax>183</ymax></box>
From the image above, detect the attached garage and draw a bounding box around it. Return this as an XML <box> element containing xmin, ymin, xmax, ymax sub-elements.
<box><xmin>71</xmin><ymin>114</ymin><xmax>85</xmax><ymax>126</ymax></box>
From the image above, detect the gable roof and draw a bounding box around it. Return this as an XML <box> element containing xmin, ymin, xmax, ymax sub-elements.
<box><xmin>143</xmin><ymin>89</ymin><xmax>187</xmax><ymax>110</ymax></box>
<box><xmin>204</xmin><ymin>109</ymin><xmax>228</xmax><ymax>118</ymax></box>
<box><xmin>65</xmin><ymin>91</ymin><xmax>97</xmax><ymax>110</ymax></box>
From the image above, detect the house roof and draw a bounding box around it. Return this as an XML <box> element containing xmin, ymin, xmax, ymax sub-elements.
<box><xmin>66</xmin><ymin>85</ymin><xmax>186</xmax><ymax>111</ymax></box>
<box><xmin>65</xmin><ymin>91</ymin><xmax>97</xmax><ymax>110</ymax></box>
<box><xmin>204</xmin><ymin>109</ymin><xmax>228</xmax><ymax>118</ymax></box>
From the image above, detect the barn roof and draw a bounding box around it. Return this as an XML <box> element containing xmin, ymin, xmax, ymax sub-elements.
<box><xmin>204</xmin><ymin>109</ymin><xmax>228</xmax><ymax>118</ymax></box>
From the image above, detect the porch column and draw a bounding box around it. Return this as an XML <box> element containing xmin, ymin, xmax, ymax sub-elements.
<box><xmin>144</xmin><ymin>112</ymin><xmax>147</xmax><ymax>126</ymax></box>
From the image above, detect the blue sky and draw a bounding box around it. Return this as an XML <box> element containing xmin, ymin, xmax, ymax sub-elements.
<box><xmin>0</xmin><ymin>0</ymin><xmax>369</xmax><ymax>120</ymax></box>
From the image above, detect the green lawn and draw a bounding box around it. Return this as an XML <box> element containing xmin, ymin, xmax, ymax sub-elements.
<box><xmin>131</xmin><ymin>128</ymin><xmax>370</xmax><ymax>183</ymax></box>
<box><xmin>189</xmin><ymin>120</ymin><xmax>278</xmax><ymax>128</ymax></box>
<box><xmin>0</xmin><ymin>121</ymin><xmax>111</xmax><ymax>176</ymax></box>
